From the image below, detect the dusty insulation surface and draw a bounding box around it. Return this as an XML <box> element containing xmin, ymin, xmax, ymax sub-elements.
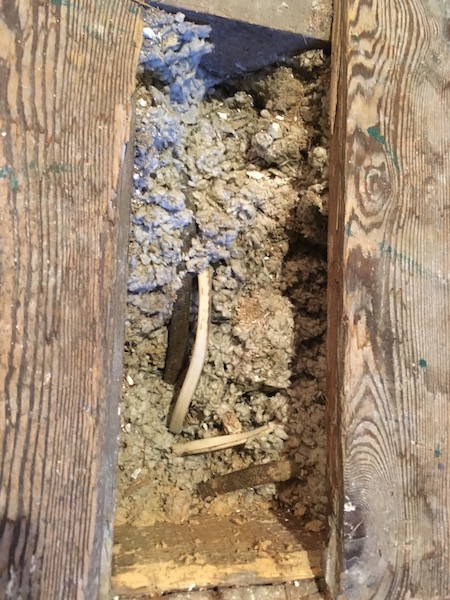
<box><xmin>116</xmin><ymin>7</ymin><xmax>329</xmax><ymax>531</ymax></box>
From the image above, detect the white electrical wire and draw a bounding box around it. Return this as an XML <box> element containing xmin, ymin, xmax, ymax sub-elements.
<box><xmin>169</xmin><ymin>267</ymin><xmax>211</xmax><ymax>434</ymax></box>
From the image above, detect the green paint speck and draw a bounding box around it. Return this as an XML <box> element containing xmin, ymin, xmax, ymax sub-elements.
<box><xmin>418</xmin><ymin>358</ymin><xmax>427</xmax><ymax>369</ymax></box>
<box><xmin>435</xmin><ymin>444</ymin><xmax>442</xmax><ymax>458</ymax></box>
<box><xmin>367</xmin><ymin>126</ymin><xmax>386</xmax><ymax>146</ymax></box>
<box><xmin>367</xmin><ymin>126</ymin><xmax>400</xmax><ymax>172</ymax></box>
<box><xmin>0</xmin><ymin>165</ymin><xmax>18</xmax><ymax>189</ymax></box>
<box><xmin>390</xmin><ymin>151</ymin><xmax>400</xmax><ymax>172</ymax></box>
<box><xmin>352</xmin><ymin>34</ymin><xmax>359</xmax><ymax>42</ymax></box>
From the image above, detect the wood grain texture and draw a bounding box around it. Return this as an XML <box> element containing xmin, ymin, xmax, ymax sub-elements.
<box><xmin>112</xmin><ymin>510</ymin><xmax>323</xmax><ymax>596</ymax></box>
<box><xmin>327</xmin><ymin>0</ymin><xmax>450</xmax><ymax>597</ymax></box>
<box><xmin>0</xmin><ymin>1</ymin><xmax>141</xmax><ymax>597</ymax></box>
<box><xmin>121</xmin><ymin>580</ymin><xmax>324</xmax><ymax>600</ymax></box>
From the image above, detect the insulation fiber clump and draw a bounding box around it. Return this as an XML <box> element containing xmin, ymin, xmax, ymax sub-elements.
<box><xmin>119</xmin><ymin>6</ymin><xmax>330</xmax><ymax>529</ymax></box>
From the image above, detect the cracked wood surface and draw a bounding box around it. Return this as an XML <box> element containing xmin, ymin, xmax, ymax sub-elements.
<box><xmin>0</xmin><ymin>1</ymin><xmax>141</xmax><ymax>597</ymax></box>
<box><xmin>327</xmin><ymin>0</ymin><xmax>450</xmax><ymax>597</ymax></box>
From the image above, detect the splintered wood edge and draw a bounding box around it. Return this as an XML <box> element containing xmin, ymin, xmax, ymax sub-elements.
<box><xmin>171</xmin><ymin>424</ymin><xmax>273</xmax><ymax>455</ymax></box>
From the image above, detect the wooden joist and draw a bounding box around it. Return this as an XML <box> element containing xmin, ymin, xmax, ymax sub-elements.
<box><xmin>0</xmin><ymin>1</ymin><xmax>141</xmax><ymax>597</ymax></box>
<box><xmin>327</xmin><ymin>0</ymin><xmax>450</xmax><ymax>597</ymax></box>
<box><xmin>148</xmin><ymin>0</ymin><xmax>332</xmax><ymax>40</ymax></box>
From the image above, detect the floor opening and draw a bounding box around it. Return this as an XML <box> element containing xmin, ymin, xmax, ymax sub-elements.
<box><xmin>113</xmin><ymin>6</ymin><xmax>330</xmax><ymax>597</ymax></box>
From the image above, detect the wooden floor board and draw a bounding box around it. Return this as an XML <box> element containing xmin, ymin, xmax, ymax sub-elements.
<box><xmin>0</xmin><ymin>1</ymin><xmax>141</xmax><ymax>597</ymax></box>
<box><xmin>112</xmin><ymin>510</ymin><xmax>324</xmax><ymax>597</ymax></box>
<box><xmin>146</xmin><ymin>0</ymin><xmax>332</xmax><ymax>40</ymax></box>
<box><xmin>327</xmin><ymin>0</ymin><xmax>450</xmax><ymax>597</ymax></box>
<box><xmin>120</xmin><ymin>581</ymin><xmax>325</xmax><ymax>599</ymax></box>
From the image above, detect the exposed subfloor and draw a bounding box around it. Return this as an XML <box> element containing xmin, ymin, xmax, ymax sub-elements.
<box><xmin>113</xmin><ymin>6</ymin><xmax>329</xmax><ymax>596</ymax></box>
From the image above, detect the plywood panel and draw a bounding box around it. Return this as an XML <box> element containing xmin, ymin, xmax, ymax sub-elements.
<box><xmin>0</xmin><ymin>1</ymin><xmax>141</xmax><ymax>597</ymax></box>
<box><xmin>327</xmin><ymin>0</ymin><xmax>450</xmax><ymax>597</ymax></box>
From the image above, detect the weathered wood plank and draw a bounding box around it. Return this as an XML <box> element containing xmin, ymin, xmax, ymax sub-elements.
<box><xmin>120</xmin><ymin>580</ymin><xmax>324</xmax><ymax>599</ymax></box>
<box><xmin>327</xmin><ymin>0</ymin><xmax>450</xmax><ymax>597</ymax></box>
<box><xmin>112</xmin><ymin>510</ymin><xmax>323</xmax><ymax>597</ymax></box>
<box><xmin>0</xmin><ymin>1</ymin><xmax>141</xmax><ymax>597</ymax></box>
<box><xmin>147</xmin><ymin>0</ymin><xmax>332</xmax><ymax>40</ymax></box>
